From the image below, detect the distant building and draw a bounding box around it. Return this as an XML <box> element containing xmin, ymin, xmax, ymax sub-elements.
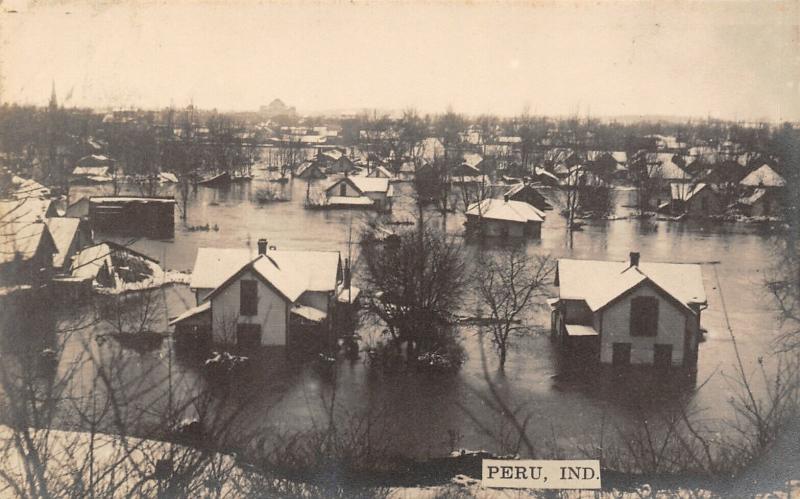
<box><xmin>324</xmin><ymin>177</ymin><xmax>393</xmax><ymax>211</ymax></box>
<box><xmin>71</xmin><ymin>155</ymin><xmax>115</xmax><ymax>184</ymax></box>
<box><xmin>659</xmin><ymin>183</ymin><xmax>721</xmax><ymax>217</ymax></box>
<box><xmin>504</xmin><ymin>182</ymin><xmax>552</xmax><ymax>211</ymax></box>
<box><xmin>259</xmin><ymin>99</ymin><xmax>297</xmax><ymax>118</ymax></box>
<box><xmin>739</xmin><ymin>164</ymin><xmax>786</xmax><ymax>189</ymax></box>
<box><xmin>551</xmin><ymin>253</ymin><xmax>707</xmax><ymax>369</ymax></box>
<box><xmin>465</xmin><ymin>197</ymin><xmax>545</xmax><ymax>238</ymax></box>
<box><xmin>294</xmin><ymin>161</ymin><xmax>327</xmax><ymax>179</ymax></box>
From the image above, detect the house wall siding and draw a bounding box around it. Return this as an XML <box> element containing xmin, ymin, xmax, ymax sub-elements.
<box><xmin>599</xmin><ymin>284</ymin><xmax>689</xmax><ymax>365</ymax></box>
<box><xmin>299</xmin><ymin>290</ymin><xmax>330</xmax><ymax>313</ymax></box>
<box><xmin>210</xmin><ymin>269</ymin><xmax>288</xmax><ymax>346</ymax></box>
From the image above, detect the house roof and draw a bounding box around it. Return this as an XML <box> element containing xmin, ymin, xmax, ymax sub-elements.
<box><xmin>70</xmin><ymin>242</ymin><xmax>159</xmax><ymax>281</ymax></box>
<box><xmin>10</xmin><ymin>176</ymin><xmax>50</xmax><ymax>199</ymax></box>
<box><xmin>327</xmin><ymin>196</ymin><xmax>374</xmax><ymax>206</ymax></box>
<box><xmin>76</xmin><ymin>154</ymin><xmax>113</xmax><ymax>166</ymax></box>
<box><xmin>367</xmin><ymin>166</ymin><xmax>394</xmax><ymax>178</ymax></box>
<box><xmin>670</xmin><ymin>182</ymin><xmax>709</xmax><ymax>202</ymax></box>
<box><xmin>44</xmin><ymin>217</ymin><xmax>80</xmax><ymax>268</ymax></box>
<box><xmin>740</xmin><ymin>164</ymin><xmax>786</xmax><ymax>187</ymax></box>
<box><xmin>611</xmin><ymin>151</ymin><xmax>627</xmax><ymax>164</ymax></box>
<box><xmin>557</xmin><ymin>258</ymin><xmax>706</xmax><ymax>313</ymax></box>
<box><xmin>291</xmin><ymin>304</ymin><xmax>327</xmax><ymax>323</ymax></box>
<box><xmin>0</xmin><ymin>222</ymin><xmax>54</xmax><ymax>264</ymax></box>
<box><xmin>739</xmin><ymin>188</ymin><xmax>769</xmax><ymax>206</ymax></box>
<box><xmin>565</xmin><ymin>324</ymin><xmax>599</xmax><ymax>337</ymax></box>
<box><xmin>0</xmin><ymin>197</ymin><xmax>55</xmax><ymax>224</ymax></box>
<box><xmin>191</xmin><ymin>247</ymin><xmax>340</xmax><ymax>297</ymax></box>
<box><xmin>462</xmin><ymin>153</ymin><xmax>484</xmax><ymax>169</ymax></box>
<box><xmin>90</xmin><ymin>196</ymin><xmax>176</xmax><ymax>204</ymax></box>
<box><xmin>168</xmin><ymin>301</ymin><xmax>211</xmax><ymax>326</ymax></box>
<box><xmin>648</xmin><ymin>153</ymin><xmax>691</xmax><ymax>180</ymax></box>
<box><xmin>466</xmin><ymin>198</ymin><xmax>545</xmax><ymax>223</ymax></box>
<box><xmin>504</xmin><ymin>182</ymin><xmax>527</xmax><ymax>198</ymax></box>
<box><xmin>72</xmin><ymin>166</ymin><xmax>110</xmax><ymax>177</ymax></box>
<box><xmin>326</xmin><ymin>176</ymin><xmax>390</xmax><ymax>195</ymax></box>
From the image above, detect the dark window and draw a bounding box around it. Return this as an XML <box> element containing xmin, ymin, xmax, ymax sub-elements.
<box><xmin>236</xmin><ymin>323</ymin><xmax>261</xmax><ymax>350</ymax></box>
<box><xmin>612</xmin><ymin>343</ymin><xmax>631</xmax><ymax>366</ymax></box>
<box><xmin>630</xmin><ymin>296</ymin><xmax>659</xmax><ymax>337</ymax></box>
<box><xmin>654</xmin><ymin>344</ymin><xmax>673</xmax><ymax>368</ymax></box>
<box><xmin>240</xmin><ymin>280</ymin><xmax>258</xmax><ymax>316</ymax></box>
<box><xmin>339</xmin><ymin>183</ymin><xmax>347</xmax><ymax>196</ymax></box>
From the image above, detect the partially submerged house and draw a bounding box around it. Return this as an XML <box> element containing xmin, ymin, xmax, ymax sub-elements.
<box><xmin>71</xmin><ymin>155</ymin><xmax>115</xmax><ymax>184</ymax></box>
<box><xmin>658</xmin><ymin>183</ymin><xmax>721</xmax><ymax>217</ymax></box>
<box><xmin>294</xmin><ymin>161</ymin><xmax>327</xmax><ymax>179</ymax></box>
<box><xmin>89</xmin><ymin>197</ymin><xmax>176</xmax><ymax>239</ymax></box>
<box><xmin>366</xmin><ymin>165</ymin><xmax>395</xmax><ymax>180</ymax></box>
<box><xmin>173</xmin><ymin>239</ymin><xmax>348</xmax><ymax>352</ymax></box>
<box><xmin>551</xmin><ymin>253</ymin><xmax>707</xmax><ymax>369</ymax></box>
<box><xmin>465</xmin><ymin>197</ymin><xmax>545</xmax><ymax>238</ymax></box>
<box><xmin>504</xmin><ymin>182</ymin><xmax>552</xmax><ymax>211</ymax></box>
<box><xmin>324</xmin><ymin>176</ymin><xmax>393</xmax><ymax>211</ymax></box>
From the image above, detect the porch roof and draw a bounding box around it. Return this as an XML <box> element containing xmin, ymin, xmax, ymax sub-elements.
<box><xmin>169</xmin><ymin>301</ymin><xmax>211</xmax><ymax>326</ymax></box>
<box><xmin>565</xmin><ymin>324</ymin><xmax>599</xmax><ymax>337</ymax></box>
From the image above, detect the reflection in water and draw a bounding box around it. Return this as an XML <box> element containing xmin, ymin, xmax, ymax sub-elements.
<box><xmin>22</xmin><ymin>178</ymin><xmax>786</xmax><ymax>459</ymax></box>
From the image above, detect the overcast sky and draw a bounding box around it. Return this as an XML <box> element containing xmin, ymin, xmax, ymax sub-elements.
<box><xmin>1</xmin><ymin>1</ymin><xmax>798</xmax><ymax>121</ymax></box>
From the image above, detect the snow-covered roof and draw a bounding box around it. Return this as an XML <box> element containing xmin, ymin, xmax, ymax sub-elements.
<box><xmin>190</xmin><ymin>248</ymin><xmax>255</xmax><ymax>290</ymax></box>
<box><xmin>191</xmin><ymin>247</ymin><xmax>341</xmax><ymax>297</ymax></box>
<box><xmin>321</xmin><ymin>149</ymin><xmax>343</xmax><ymax>161</ymax></box>
<box><xmin>90</xmin><ymin>197</ymin><xmax>176</xmax><ymax>204</ymax></box>
<box><xmin>0</xmin><ymin>197</ymin><xmax>55</xmax><ymax>223</ymax></box>
<box><xmin>740</xmin><ymin>164</ymin><xmax>786</xmax><ymax>187</ymax></box>
<box><xmin>557</xmin><ymin>258</ymin><xmax>706</xmax><ymax>312</ymax></box>
<box><xmin>70</xmin><ymin>243</ymin><xmax>115</xmax><ymax>280</ymax></box>
<box><xmin>159</xmin><ymin>172</ymin><xmax>178</xmax><ymax>183</ymax></box>
<box><xmin>349</xmin><ymin>176</ymin><xmax>391</xmax><ymax>194</ymax></box>
<box><xmin>367</xmin><ymin>166</ymin><xmax>394</xmax><ymax>178</ymax></box>
<box><xmin>45</xmin><ymin>217</ymin><xmax>80</xmax><ymax>268</ymax></box>
<box><xmin>0</xmin><ymin>222</ymin><xmax>52</xmax><ymax>264</ymax></box>
<box><xmin>648</xmin><ymin>153</ymin><xmax>691</xmax><ymax>180</ymax></box>
<box><xmin>250</xmin><ymin>255</ymin><xmax>306</xmax><ymax>302</ymax></box>
<box><xmin>291</xmin><ymin>304</ymin><xmax>327</xmax><ymax>323</ymax></box>
<box><xmin>10</xmin><ymin>176</ymin><xmax>50</xmax><ymax>199</ymax></box>
<box><xmin>611</xmin><ymin>151</ymin><xmax>628</xmax><ymax>164</ymax></box>
<box><xmin>504</xmin><ymin>182</ymin><xmax>526</xmax><ymax>197</ymax></box>
<box><xmin>337</xmin><ymin>285</ymin><xmax>361</xmax><ymax>303</ymax></box>
<box><xmin>462</xmin><ymin>153</ymin><xmax>484</xmax><ymax>169</ymax></box>
<box><xmin>76</xmin><ymin>154</ymin><xmax>112</xmax><ymax>166</ymax></box>
<box><xmin>670</xmin><ymin>182</ymin><xmax>708</xmax><ymax>202</ymax></box>
<box><xmin>565</xmin><ymin>324</ymin><xmax>599</xmax><ymax>337</ymax></box>
<box><xmin>466</xmin><ymin>199</ymin><xmax>545</xmax><ymax>223</ymax></box>
<box><xmin>72</xmin><ymin>166</ymin><xmax>110</xmax><ymax>177</ymax></box>
<box><xmin>739</xmin><ymin>188</ymin><xmax>769</xmax><ymax>206</ymax></box>
<box><xmin>168</xmin><ymin>301</ymin><xmax>211</xmax><ymax>326</ymax></box>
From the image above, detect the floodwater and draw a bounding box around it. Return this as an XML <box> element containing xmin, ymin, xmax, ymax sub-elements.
<box><xmin>6</xmin><ymin>172</ymin><xmax>790</xmax><ymax>462</ymax></box>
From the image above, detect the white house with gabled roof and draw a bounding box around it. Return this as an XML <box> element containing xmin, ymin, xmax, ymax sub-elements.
<box><xmin>324</xmin><ymin>176</ymin><xmax>393</xmax><ymax>211</ymax></box>
<box><xmin>551</xmin><ymin>252</ymin><xmax>707</xmax><ymax>369</ymax></box>
<box><xmin>172</xmin><ymin>239</ymin><xmax>346</xmax><ymax>351</ymax></box>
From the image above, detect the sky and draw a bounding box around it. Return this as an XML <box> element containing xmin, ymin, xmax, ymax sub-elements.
<box><xmin>1</xmin><ymin>0</ymin><xmax>798</xmax><ymax>122</ymax></box>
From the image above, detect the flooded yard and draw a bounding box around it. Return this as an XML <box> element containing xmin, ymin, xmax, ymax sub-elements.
<box><xmin>17</xmin><ymin>175</ymin><xmax>790</xmax><ymax>461</ymax></box>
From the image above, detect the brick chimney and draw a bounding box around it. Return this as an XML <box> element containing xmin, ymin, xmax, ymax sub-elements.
<box><xmin>503</xmin><ymin>194</ymin><xmax>510</xmax><ymax>203</ymax></box>
<box><xmin>257</xmin><ymin>238</ymin><xmax>268</xmax><ymax>255</ymax></box>
<box><xmin>630</xmin><ymin>251</ymin><xmax>640</xmax><ymax>267</ymax></box>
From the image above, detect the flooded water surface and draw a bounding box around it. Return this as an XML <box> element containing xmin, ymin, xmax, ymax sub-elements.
<box><xmin>27</xmin><ymin>177</ymin><xmax>790</xmax><ymax>460</ymax></box>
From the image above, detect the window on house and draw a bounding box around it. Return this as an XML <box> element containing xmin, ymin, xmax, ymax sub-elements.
<box><xmin>630</xmin><ymin>296</ymin><xmax>659</xmax><ymax>337</ymax></box>
<box><xmin>339</xmin><ymin>183</ymin><xmax>347</xmax><ymax>196</ymax></box>
<box><xmin>240</xmin><ymin>280</ymin><xmax>258</xmax><ymax>316</ymax></box>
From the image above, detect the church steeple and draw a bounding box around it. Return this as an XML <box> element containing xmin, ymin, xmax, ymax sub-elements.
<box><xmin>48</xmin><ymin>80</ymin><xmax>58</xmax><ymax>110</ymax></box>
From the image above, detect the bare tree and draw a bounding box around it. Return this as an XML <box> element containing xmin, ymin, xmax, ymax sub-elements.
<box><xmin>476</xmin><ymin>248</ymin><xmax>553</xmax><ymax>369</ymax></box>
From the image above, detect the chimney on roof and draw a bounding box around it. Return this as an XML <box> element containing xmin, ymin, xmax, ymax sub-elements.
<box><xmin>503</xmin><ymin>194</ymin><xmax>509</xmax><ymax>203</ymax></box>
<box><xmin>630</xmin><ymin>252</ymin><xmax>640</xmax><ymax>267</ymax></box>
<box><xmin>257</xmin><ymin>238</ymin><xmax>268</xmax><ymax>255</ymax></box>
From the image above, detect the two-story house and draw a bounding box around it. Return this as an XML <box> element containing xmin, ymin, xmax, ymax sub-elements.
<box><xmin>551</xmin><ymin>253</ymin><xmax>707</xmax><ymax>370</ymax></box>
